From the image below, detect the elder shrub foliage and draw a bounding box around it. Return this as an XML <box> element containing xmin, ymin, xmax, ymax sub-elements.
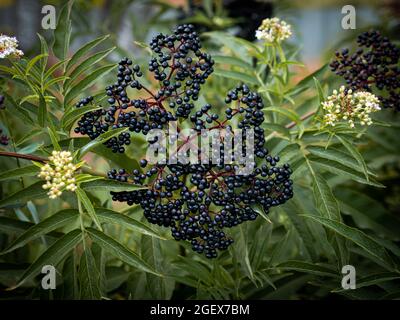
<box><xmin>0</xmin><ymin>2</ymin><xmax>399</xmax><ymax>299</ymax></box>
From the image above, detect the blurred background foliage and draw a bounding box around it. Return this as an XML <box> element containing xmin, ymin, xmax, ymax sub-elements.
<box><xmin>0</xmin><ymin>0</ymin><xmax>400</xmax><ymax>300</ymax></box>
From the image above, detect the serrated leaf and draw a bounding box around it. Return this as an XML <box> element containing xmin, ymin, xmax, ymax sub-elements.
<box><xmin>80</xmin><ymin>178</ymin><xmax>146</xmax><ymax>192</ymax></box>
<box><xmin>64</xmin><ymin>64</ymin><xmax>115</xmax><ymax>107</ymax></box>
<box><xmin>86</xmin><ymin>228</ymin><xmax>159</xmax><ymax>276</ymax></box>
<box><xmin>213</xmin><ymin>68</ymin><xmax>259</xmax><ymax>85</ymax></box>
<box><xmin>277</xmin><ymin>260</ymin><xmax>338</xmax><ymax>278</ymax></box>
<box><xmin>38</xmin><ymin>92</ymin><xmax>47</xmax><ymax>127</ymax></box>
<box><xmin>0</xmin><ymin>181</ymin><xmax>47</xmax><ymax>207</ymax></box>
<box><xmin>25</xmin><ymin>54</ymin><xmax>48</xmax><ymax>76</ymax></box>
<box><xmin>15</xmin><ymin>229</ymin><xmax>81</xmax><ymax>288</ymax></box>
<box><xmin>1</xmin><ymin>209</ymin><xmax>79</xmax><ymax>255</ymax></box>
<box><xmin>308</xmin><ymin>155</ymin><xmax>384</xmax><ymax>188</ymax></box>
<box><xmin>76</xmin><ymin>187</ymin><xmax>102</xmax><ymax>230</ymax></box>
<box><xmin>302</xmin><ymin>215</ymin><xmax>395</xmax><ymax>270</ymax></box>
<box><xmin>64</xmin><ymin>47</ymin><xmax>115</xmax><ymax>91</ymax></box>
<box><xmin>52</xmin><ymin>0</ymin><xmax>73</xmax><ymax>61</ymax></box>
<box><xmin>95</xmin><ymin>208</ymin><xmax>165</xmax><ymax>239</ymax></box>
<box><xmin>213</xmin><ymin>55</ymin><xmax>252</xmax><ymax>70</ymax></box>
<box><xmin>78</xmin><ymin>127</ymin><xmax>129</xmax><ymax>158</ymax></box>
<box><xmin>0</xmin><ymin>165</ymin><xmax>38</xmax><ymax>182</ymax></box>
<box><xmin>66</xmin><ymin>35</ymin><xmax>110</xmax><ymax>72</ymax></box>
<box><xmin>336</xmin><ymin>135</ymin><xmax>369</xmax><ymax>180</ymax></box>
<box><xmin>47</xmin><ymin>127</ymin><xmax>61</xmax><ymax>151</ymax></box>
<box><xmin>79</xmin><ymin>247</ymin><xmax>103</xmax><ymax>299</ymax></box>
<box><xmin>61</xmin><ymin>105</ymin><xmax>103</xmax><ymax>131</ymax></box>
<box><xmin>333</xmin><ymin>272</ymin><xmax>400</xmax><ymax>293</ymax></box>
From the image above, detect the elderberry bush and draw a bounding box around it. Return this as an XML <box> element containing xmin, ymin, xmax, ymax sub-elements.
<box><xmin>330</xmin><ymin>30</ymin><xmax>400</xmax><ymax>111</ymax></box>
<box><xmin>75</xmin><ymin>25</ymin><xmax>293</xmax><ymax>258</ymax></box>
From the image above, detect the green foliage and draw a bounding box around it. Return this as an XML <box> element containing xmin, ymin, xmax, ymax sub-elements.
<box><xmin>0</xmin><ymin>2</ymin><xmax>399</xmax><ymax>300</ymax></box>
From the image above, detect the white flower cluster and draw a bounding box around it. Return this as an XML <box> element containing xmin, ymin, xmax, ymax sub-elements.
<box><xmin>255</xmin><ymin>17</ymin><xmax>292</xmax><ymax>43</ymax></box>
<box><xmin>38</xmin><ymin>151</ymin><xmax>78</xmax><ymax>199</ymax></box>
<box><xmin>0</xmin><ymin>35</ymin><xmax>23</xmax><ymax>59</ymax></box>
<box><xmin>322</xmin><ymin>86</ymin><xmax>381</xmax><ymax>128</ymax></box>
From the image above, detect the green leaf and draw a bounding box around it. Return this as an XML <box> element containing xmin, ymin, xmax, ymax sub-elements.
<box><xmin>1</xmin><ymin>209</ymin><xmax>79</xmax><ymax>255</ymax></box>
<box><xmin>37</xmin><ymin>34</ymin><xmax>48</xmax><ymax>73</ymax></box>
<box><xmin>52</xmin><ymin>0</ymin><xmax>73</xmax><ymax>61</ymax></box>
<box><xmin>141</xmin><ymin>236</ymin><xmax>169</xmax><ymax>299</ymax></box>
<box><xmin>0</xmin><ymin>181</ymin><xmax>47</xmax><ymax>207</ymax></box>
<box><xmin>76</xmin><ymin>187</ymin><xmax>102</xmax><ymax>231</ymax></box>
<box><xmin>282</xmin><ymin>200</ymin><xmax>317</xmax><ymax>261</ymax></box>
<box><xmin>0</xmin><ymin>165</ymin><xmax>38</xmax><ymax>182</ymax></box>
<box><xmin>288</xmin><ymin>63</ymin><xmax>328</xmax><ymax>96</ymax></box>
<box><xmin>66</xmin><ymin>35</ymin><xmax>110</xmax><ymax>72</ymax></box>
<box><xmin>312</xmin><ymin>172</ymin><xmax>340</xmax><ymax>220</ymax></box>
<box><xmin>308</xmin><ymin>155</ymin><xmax>384</xmax><ymax>188</ymax></box>
<box><xmin>44</xmin><ymin>59</ymin><xmax>67</xmax><ymax>80</ymax></box>
<box><xmin>212</xmin><ymin>55</ymin><xmax>252</xmax><ymax>70</ymax></box>
<box><xmin>277</xmin><ymin>260</ymin><xmax>338</xmax><ymax>278</ymax></box>
<box><xmin>64</xmin><ymin>47</ymin><xmax>116</xmax><ymax>91</ymax></box>
<box><xmin>15</xmin><ymin>229</ymin><xmax>81</xmax><ymax>288</ymax></box>
<box><xmin>95</xmin><ymin>208</ymin><xmax>165</xmax><ymax>239</ymax></box>
<box><xmin>313</xmin><ymin>77</ymin><xmax>325</xmax><ymax>105</ymax></box>
<box><xmin>80</xmin><ymin>178</ymin><xmax>146</xmax><ymax>192</ymax></box>
<box><xmin>47</xmin><ymin>127</ymin><xmax>61</xmax><ymax>151</ymax></box>
<box><xmin>263</xmin><ymin>106</ymin><xmax>301</xmax><ymax>124</ymax></box>
<box><xmin>0</xmin><ymin>217</ymin><xmax>58</xmax><ymax>238</ymax></box>
<box><xmin>64</xmin><ymin>64</ymin><xmax>116</xmax><ymax>107</ymax></box>
<box><xmin>79</xmin><ymin>247</ymin><xmax>103</xmax><ymax>299</ymax></box>
<box><xmin>38</xmin><ymin>92</ymin><xmax>47</xmax><ymax>127</ymax></box>
<box><xmin>86</xmin><ymin>228</ymin><xmax>159</xmax><ymax>276</ymax></box>
<box><xmin>26</xmin><ymin>54</ymin><xmax>48</xmax><ymax>76</ymax></box>
<box><xmin>61</xmin><ymin>105</ymin><xmax>103</xmax><ymax>131</ymax></box>
<box><xmin>301</xmin><ymin>215</ymin><xmax>395</xmax><ymax>270</ymax></box>
<box><xmin>336</xmin><ymin>135</ymin><xmax>369</xmax><ymax>180</ymax></box>
<box><xmin>78</xmin><ymin>127</ymin><xmax>129</xmax><ymax>158</ymax></box>
<box><xmin>333</xmin><ymin>272</ymin><xmax>400</xmax><ymax>292</ymax></box>
<box><xmin>307</xmin><ymin>145</ymin><xmax>372</xmax><ymax>177</ymax></box>
<box><xmin>213</xmin><ymin>68</ymin><xmax>259</xmax><ymax>85</ymax></box>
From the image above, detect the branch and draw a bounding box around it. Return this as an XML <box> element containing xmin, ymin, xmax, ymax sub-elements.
<box><xmin>285</xmin><ymin>110</ymin><xmax>316</xmax><ymax>129</ymax></box>
<box><xmin>0</xmin><ymin>151</ymin><xmax>47</xmax><ymax>163</ymax></box>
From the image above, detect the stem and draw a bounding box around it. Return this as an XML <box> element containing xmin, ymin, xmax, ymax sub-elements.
<box><xmin>0</xmin><ymin>151</ymin><xmax>46</xmax><ymax>162</ymax></box>
<box><xmin>285</xmin><ymin>110</ymin><xmax>316</xmax><ymax>129</ymax></box>
<box><xmin>77</xmin><ymin>196</ymin><xmax>87</xmax><ymax>250</ymax></box>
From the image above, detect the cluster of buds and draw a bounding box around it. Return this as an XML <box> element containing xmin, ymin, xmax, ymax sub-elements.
<box><xmin>38</xmin><ymin>151</ymin><xmax>79</xmax><ymax>199</ymax></box>
<box><xmin>255</xmin><ymin>17</ymin><xmax>292</xmax><ymax>43</ymax></box>
<box><xmin>0</xmin><ymin>35</ymin><xmax>23</xmax><ymax>59</ymax></box>
<box><xmin>322</xmin><ymin>86</ymin><xmax>381</xmax><ymax>128</ymax></box>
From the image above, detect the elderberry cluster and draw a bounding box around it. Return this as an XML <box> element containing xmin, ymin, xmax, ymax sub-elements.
<box><xmin>74</xmin><ymin>24</ymin><xmax>214</xmax><ymax>153</ymax></box>
<box><xmin>330</xmin><ymin>30</ymin><xmax>400</xmax><ymax>111</ymax></box>
<box><xmin>75</xmin><ymin>25</ymin><xmax>294</xmax><ymax>258</ymax></box>
<box><xmin>0</xmin><ymin>128</ymin><xmax>9</xmax><ymax>146</ymax></box>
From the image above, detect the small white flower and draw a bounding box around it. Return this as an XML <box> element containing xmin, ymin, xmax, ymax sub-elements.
<box><xmin>321</xmin><ymin>86</ymin><xmax>381</xmax><ymax>128</ymax></box>
<box><xmin>255</xmin><ymin>17</ymin><xmax>292</xmax><ymax>43</ymax></box>
<box><xmin>0</xmin><ymin>35</ymin><xmax>23</xmax><ymax>59</ymax></box>
<box><xmin>38</xmin><ymin>150</ymin><xmax>81</xmax><ymax>199</ymax></box>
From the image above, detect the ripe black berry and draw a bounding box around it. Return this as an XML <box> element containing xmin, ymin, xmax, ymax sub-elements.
<box><xmin>330</xmin><ymin>30</ymin><xmax>400</xmax><ymax>111</ymax></box>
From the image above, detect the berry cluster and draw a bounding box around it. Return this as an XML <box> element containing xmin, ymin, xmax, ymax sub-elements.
<box><xmin>76</xmin><ymin>25</ymin><xmax>293</xmax><ymax>258</ymax></box>
<box><xmin>330</xmin><ymin>30</ymin><xmax>400</xmax><ymax>111</ymax></box>
<box><xmin>0</xmin><ymin>128</ymin><xmax>9</xmax><ymax>146</ymax></box>
<box><xmin>75</xmin><ymin>24</ymin><xmax>214</xmax><ymax>153</ymax></box>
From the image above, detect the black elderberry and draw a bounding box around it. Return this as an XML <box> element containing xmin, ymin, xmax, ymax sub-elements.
<box><xmin>74</xmin><ymin>25</ymin><xmax>294</xmax><ymax>258</ymax></box>
<box><xmin>330</xmin><ymin>30</ymin><xmax>400</xmax><ymax>111</ymax></box>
